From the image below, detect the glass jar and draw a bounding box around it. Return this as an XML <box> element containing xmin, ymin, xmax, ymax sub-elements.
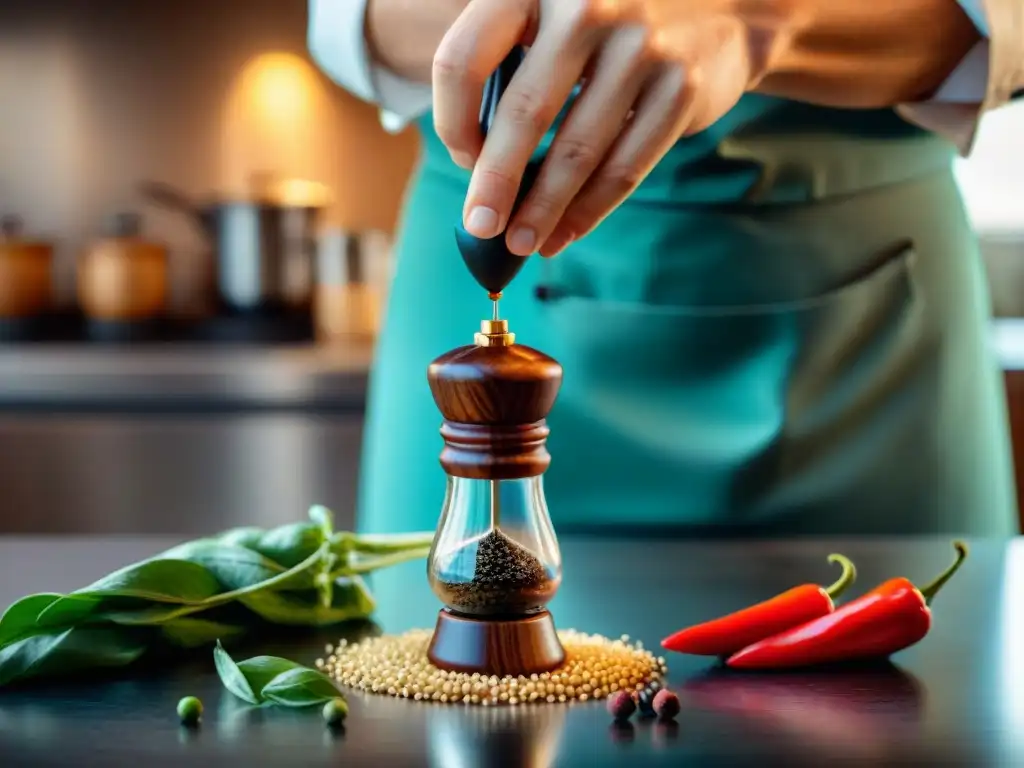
<box><xmin>427</xmin><ymin>476</ymin><xmax>561</xmax><ymax>617</ymax></box>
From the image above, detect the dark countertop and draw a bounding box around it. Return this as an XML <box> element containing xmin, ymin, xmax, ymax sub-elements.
<box><xmin>0</xmin><ymin>535</ymin><xmax>1018</xmax><ymax>767</ymax></box>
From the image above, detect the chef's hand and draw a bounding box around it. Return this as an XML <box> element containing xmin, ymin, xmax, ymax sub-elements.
<box><xmin>433</xmin><ymin>0</ymin><xmax>785</xmax><ymax>257</ymax></box>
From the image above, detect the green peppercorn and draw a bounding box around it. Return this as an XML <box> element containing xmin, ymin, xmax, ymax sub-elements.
<box><xmin>177</xmin><ymin>696</ymin><xmax>203</xmax><ymax>726</ymax></box>
<box><xmin>323</xmin><ymin>697</ymin><xmax>348</xmax><ymax>727</ymax></box>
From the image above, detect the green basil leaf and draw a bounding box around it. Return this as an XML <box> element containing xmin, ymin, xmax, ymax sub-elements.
<box><xmin>212</xmin><ymin>642</ymin><xmax>341</xmax><ymax>709</ymax></box>
<box><xmin>261</xmin><ymin>667</ymin><xmax>340</xmax><ymax>707</ymax></box>
<box><xmin>213</xmin><ymin>640</ymin><xmax>260</xmax><ymax>705</ymax></box>
<box><xmin>236</xmin><ymin>592</ymin><xmax>348</xmax><ymax>627</ymax></box>
<box><xmin>33</xmin><ymin>594</ymin><xmax>105</xmax><ymax>630</ymax></box>
<box><xmin>0</xmin><ymin>627</ymin><xmax>148</xmax><ymax>687</ymax></box>
<box><xmin>0</xmin><ymin>506</ymin><xmax>433</xmax><ymax>688</ymax></box>
<box><xmin>78</xmin><ymin>559</ymin><xmax>222</xmax><ymax>603</ymax></box>
<box><xmin>104</xmin><ymin>570</ymin><xmax>373</xmax><ymax>630</ymax></box>
<box><xmin>156</xmin><ymin>543</ymin><xmax>288</xmax><ymax>591</ymax></box>
<box><xmin>247</xmin><ymin>523</ymin><xmax>324</xmax><ymax>568</ymax></box>
<box><xmin>344</xmin><ymin>547</ymin><xmax>433</xmax><ymax>576</ymax></box>
<box><xmin>205</xmin><ymin>520</ymin><xmax>325</xmax><ymax>569</ymax></box>
<box><xmin>99</xmin><ymin>543</ymin><xmax>322</xmax><ymax>623</ymax></box>
<box><xmin>339</xmin><ymin>531</ymin><xmax>436</xmax><ymax>556</ymax></box>
<box><xmin>308</xmin><ymin>505</ymin><xmax>333</xmax><ymax>538</ymax></box>
<box><xmin>332</xmin><ymin>576</ymin><xmax>376</xmax><ymax>617</ymax></box>
<box><xmin>99</xmin><ymin>545</ymin><xmax>328</xmax><ymax>627</ymax></box>
<box><xmin>159</xmin><ymin>618</ymin><xmax>245</xmax><ymax>649</ymax></box>
<box><xmin>32</xmin><ymin>559</ymin><xmax>224</xmax><ymax>629</ymax></box>
<box><xmin>214</xmin><ymin>526</ymin><xmax>266</xmax><ymax>550</ymax></box>
<box><xmin>235</xmin><ymin>656</ymin><xmax>303</xmax><ymax>695</ymax></box>
<box><xmin>237</xmin><ymin>576</ymin><xmax>374</xmax><ymax>626</ymax></box>
<box><xmin>0</xmin><ymin>594</ymin><xmax>62</xmax><ymax>647</ymax></box>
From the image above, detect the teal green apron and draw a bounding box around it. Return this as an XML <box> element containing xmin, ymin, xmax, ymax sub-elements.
<box><xmin>358</xmin><ymin>94</ymin><xmax>1018</xmax><ymax>537</ymax></box>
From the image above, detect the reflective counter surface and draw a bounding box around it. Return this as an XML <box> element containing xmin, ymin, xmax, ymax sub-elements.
<box><xmin>0</xmin><ymin>319</ymin><xmax>1021</xmax><ymax>408</ymax></box>
<box><xmin>0</xmin><ymin>535</ymin><xmax>1018</xmax><ymax>766</ymax></box>
<box><xmin>0</xmin><ymin>343</ymin><xmax>373</xmax><ymax>411</ymax></box>
<box><xmin>0</xmin><ymin>342</ymin><xmax>374</xmax><ymax>536</ymax></box>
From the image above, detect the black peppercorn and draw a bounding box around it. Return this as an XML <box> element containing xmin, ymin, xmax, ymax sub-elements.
<box><xmin>438</xmin><ymin>530</ymin><xmax>554</xmax><ymax>614</ymax></box>
<box><xmin>634</xmin><ymin>687</ymin><xmax>658</xmax><ymax>718</ymax></box>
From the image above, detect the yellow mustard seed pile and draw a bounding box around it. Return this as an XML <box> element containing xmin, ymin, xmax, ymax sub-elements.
<box><xmin>316</xmin><ymin>629</ymin><xmax>668</xmax><ymax>706</ymax></box>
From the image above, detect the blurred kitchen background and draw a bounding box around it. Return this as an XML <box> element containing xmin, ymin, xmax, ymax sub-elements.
<box><xmin>1</xmin><ymin>0</ymin><xmax>1023</xmax><ymax>536</ymax></box>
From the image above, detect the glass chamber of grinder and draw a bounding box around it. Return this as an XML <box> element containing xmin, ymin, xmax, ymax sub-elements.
<box><xmin>428</xmin><ymin>475</ymin><xmax>562</xmax><ymax>617</ymax></box>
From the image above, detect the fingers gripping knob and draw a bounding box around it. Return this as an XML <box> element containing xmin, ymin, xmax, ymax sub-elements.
<box><xmin>454</xmin><ymin>46</ymin><xmax>543</xmax><ymax>295</ymax></box>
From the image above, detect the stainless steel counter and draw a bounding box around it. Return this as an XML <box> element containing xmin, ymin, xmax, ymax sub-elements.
<box><xmin>0</xmin><ymin>341</ymin><xmax>374</xmax><ymax>411</ymax></box>
<box><xmin>1</xmin><ymin>321</ymin><xmax>1022</xmax><ymax>537</ymax></box>
<box><xmin>0</xmin><ymin>340</ymin><xmax>376</xmax><ymax>536</ymax></box>
<box><xmin>0</xmin><ymin>318</ymin><xmax>1019</xmax><ymax>410</ymax></box>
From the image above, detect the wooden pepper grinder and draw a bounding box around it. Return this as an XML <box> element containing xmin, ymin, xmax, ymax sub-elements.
<box><xmin>426</xmin><ymin>305</ymin><xmax>565</xmax><ymax>676</ymax></box>
<box><xmin>426</xmin><ymin>47</ymin><xmax>566</xmax><ymax>676</ymax></box>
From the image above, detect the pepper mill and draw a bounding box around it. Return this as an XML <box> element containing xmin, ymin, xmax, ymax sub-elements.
<box><xmin>426</xmin><ymin>47</ymin><xmax>566</xmax><ymax>676</ymax></box>
<box><xmin>425</xmin><ymin>307</ymin><xmax>565</xmax><ymax>675</ymax></box>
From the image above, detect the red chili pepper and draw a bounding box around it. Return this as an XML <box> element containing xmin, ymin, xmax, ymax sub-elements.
<box><xmin>727</xmin><ymin>541</ymin><xmax>968</xmax><ymax>670</ymax></box>
<box><xmin>660</xmin><ymin>554</ymin><xmax>857</xmax><ymax>656</ymax></box>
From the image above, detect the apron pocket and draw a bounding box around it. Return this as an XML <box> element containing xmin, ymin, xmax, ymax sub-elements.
<box><xmin>533</xmin><ymin>240</ymin><xmax>922</xmax><ymax>527</ymax></box>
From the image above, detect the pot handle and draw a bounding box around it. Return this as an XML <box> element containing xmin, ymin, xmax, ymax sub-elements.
<box><xmin>0</xmin><ymin>214</ymin><xmax>22</xmax><ymax>239</ymax></box>
<box><xmin>137</xmin><ymin>181</ymin><xmax>210</xmax><ymax>233</ymax></box>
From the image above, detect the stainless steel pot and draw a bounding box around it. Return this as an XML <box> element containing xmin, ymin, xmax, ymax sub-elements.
<box><xmin>139</xmin><ymin>181</ymin><xmax>325</xmax><ymax>313</ymax></box>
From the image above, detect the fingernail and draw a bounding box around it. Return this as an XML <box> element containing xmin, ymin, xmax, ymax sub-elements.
<box><xmin>452</xmin><ymin>151</ymin><xmax>474</xmax><ymax>169</ymax></box>
<box><xmin>508</xmin><ymin>227</ymin><xmax>536</xmax><ymax>255</ymax></box>
<box><xmin>465</xmin><ymin>207</ymin><xmax>500</xmax><ymax>238</ymax></box>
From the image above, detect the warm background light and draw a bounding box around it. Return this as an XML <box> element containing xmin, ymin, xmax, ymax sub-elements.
<box><xmin>220</xmin><ymin>52</ymin><xmax>335</xmax><ymax>206</ymax></box>
<box><xmin>0</xmin><ymin>1</ymin><xmax>419</xmax><ymax>310</ymax></box>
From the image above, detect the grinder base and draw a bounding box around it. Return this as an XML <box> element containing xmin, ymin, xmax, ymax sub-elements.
<box><xmin>427</xmin><ymin>608</ymin><xmax>566</xmax><ymax>677</ymax></box>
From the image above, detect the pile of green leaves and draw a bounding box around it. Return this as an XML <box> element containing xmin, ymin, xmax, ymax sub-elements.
<box><xmin>0</xmin><ymin>506</ymin><xmax>433</xmax><ymax>688</ymax></box>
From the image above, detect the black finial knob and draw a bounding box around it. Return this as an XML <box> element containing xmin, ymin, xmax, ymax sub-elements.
<box><xmin>455</xmin><ymin>46</ymin><xmax>542</xmax><ymax>295</ymax></box>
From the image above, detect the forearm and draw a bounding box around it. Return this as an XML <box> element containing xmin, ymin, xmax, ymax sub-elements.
<box><xmin>744</xmin><ymin>0</ymin><xmax>982</xmax><ymax>108</ymax></box>
<box><xmin>366</xmin><ymin>0</ymin><xmax>460</xmax><ymax>84</ymax></box>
